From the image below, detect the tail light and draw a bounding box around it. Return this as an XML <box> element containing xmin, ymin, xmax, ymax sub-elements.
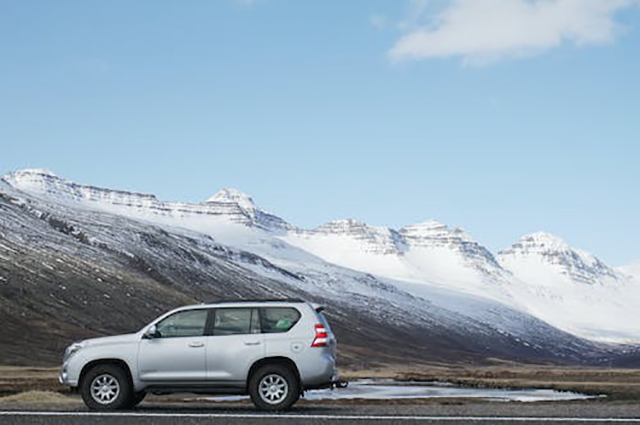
<box><xmin>311</xmin><ymin>324</ymin><xmax>328</xmax><ymax>347</ymax></box>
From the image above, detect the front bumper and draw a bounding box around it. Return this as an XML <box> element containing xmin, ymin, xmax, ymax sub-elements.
<box><xmin>59</xmin><ymin>362</ymin><xmax>79</xmax><ymax>387</ymax></box>
<box><xmin>59</xmin><ymin>366</ymin><xmax>69</xmax><ymax>385</ymax></box>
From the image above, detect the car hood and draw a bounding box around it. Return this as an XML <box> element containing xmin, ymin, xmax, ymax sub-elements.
<box><xmin>82</xmin><ymin>333</ymin><xmax>140</xmax><ymax>347</ymax></box>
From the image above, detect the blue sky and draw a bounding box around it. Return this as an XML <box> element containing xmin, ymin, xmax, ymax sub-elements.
<box><xmin>1</xmin><ymin>0</ymin><xmax>639</xmax><ymax>265</ymax></box>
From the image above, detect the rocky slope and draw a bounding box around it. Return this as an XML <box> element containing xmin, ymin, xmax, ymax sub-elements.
<box><xmin>1</xmin><ymin>169</ymin><xmax>638</xmax><ymax>366</ymax></box>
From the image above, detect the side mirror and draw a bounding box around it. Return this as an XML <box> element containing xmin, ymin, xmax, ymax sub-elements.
<box><xmin>143</xmin><ymin>325</ymin><xmax>158</xmax><ymax>339</ymax></box>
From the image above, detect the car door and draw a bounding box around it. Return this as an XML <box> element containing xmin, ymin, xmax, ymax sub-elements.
<box><xmin>137</xmin><ymin>308</ymin><xmax>210</xmax><ymax>382</ymax></box>
<box><xmin>205</xmin><ymin>308</ymin><xmax>264</xmax><ymax>384</ymax></box>
<box><xmin>260</xmin><ymin>307</ymin><xmax>304</xmax><ymax>356</ymax></box>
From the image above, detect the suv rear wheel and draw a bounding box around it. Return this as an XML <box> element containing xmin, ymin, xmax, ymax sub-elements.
<box><xmin>249</xmin><ymin>364</ymin><xmax>299</xmax><ymax>411</ymax></box>
<box><xmin>80</xmin><ymin>364</ymin><xmax>132</xmax><ymax>410</ymax></box>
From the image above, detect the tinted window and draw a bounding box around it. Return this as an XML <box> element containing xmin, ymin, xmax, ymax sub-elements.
<box><xmin>261</xmin><ymin>307</ymin><xmax>301</xmax><ymax>333</ymax></box>
<box><xmin>155</xmin><ymin>309</ymin><xmax>208</xmax><ymax>338</ymax></box>
<box><xmin>214</xmin><ymin>308</ymin><xmax>257</xmax><ymax>336</ymax></box>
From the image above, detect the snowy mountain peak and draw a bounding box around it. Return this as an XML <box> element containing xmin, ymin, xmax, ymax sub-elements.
<box><xmin>517</xmin><ymin>232</ymin><xmax>570</xmax><ymax>250</ymax></box>
<box><xmin>502</xmin><ymin>232</ymin><xmax>586</xmax><ymax>259</ymax></box>
<box><xmin>284</xmin><ymin>219</ymin><xmax>405</xmax><ymax>256</ymax></box>
<box><xmin>498</xmin><ymin>233</ymin><xmax>618</xmax><ymax>285</ymax></box>
<box><xmin>10</xmin><ymin>168</ymin><xmax>58</xmax><ymax>178</ymax></box>
<box><xmin>203</xmin><ymin>188</ymin><xmax>291</xmax><ymax>230</ymax></box>
<box><xmin>3</xmin><ymin>169</ymin><xmax>292</xmax><ymax>231</ymax></box>
<box><xmin>399</xmin><ymin>220</ymin><xmax>504</xmax><ymax>279</ymax></box>
<box><xmin>3</xmin><ymin>168</ymin><xmax>61</xmax><ymax>190</ymax></box>
<box><xmin>3</xmin><ymin>168</ymin><xmax>159</xmax><ymax>203</ymax></box>
<box><xmin>413</xmin><ymin>219</ymin><xmax>445</xmax><ymax>228</ymax></box>
<box><xmin>400</xmin><ymin>220</ymin><xmax>473</xmax><ymax>243</ymax></box>
<box><xmin>206</xmin><ymin>188</ymin><xmax>256</xmax><ymax>211</ymax></box>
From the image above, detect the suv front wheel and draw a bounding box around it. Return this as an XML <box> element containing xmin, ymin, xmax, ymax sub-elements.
<box><xmin>80</xmin><ymin>364</ymin><xmax>132</xmax><ymax>410</ymax></box>
<box><xmin>249</xmin><ymin>364</ymin><xmax>300</xmax><ymax>411</ymax></box>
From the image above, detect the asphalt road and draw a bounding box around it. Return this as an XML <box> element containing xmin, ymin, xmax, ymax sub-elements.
<box><xmin>2</xmin><ymin>403</ymin><xmax>640</xmax><ymax>425</ymax></box>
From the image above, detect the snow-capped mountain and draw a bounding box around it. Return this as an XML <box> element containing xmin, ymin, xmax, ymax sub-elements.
<box><xmin>498</xmin><ymin>232</ymin><xmax>618</xmax><ymax>285</ymax></box>
<box><xmin>283</xmin><ymin>218</ymin><xmax>510</xmax><ymax>302</ymax></box>
<box><xmin>496</xmin><ymin>233</ymin><xmax>638</xmax><ymax>343</ymax></box>
<box><xmin>284</xmin><ymin>216</ymin><xmax>638</xmax><ymax>343</ymax></box>
<box><xmin>3</xmin><ymin>169</ymin><xmax>290</xmax><ymax>231</ymax></box>
<box><xmin>5</xmin><ymin>169</ymin><xmax>627</xmax><ymax>366</ymax></box>
<box><xmin>2</xmin><ymin>168</ymin><xmax>639</xmax><ymax>361</ymax></box>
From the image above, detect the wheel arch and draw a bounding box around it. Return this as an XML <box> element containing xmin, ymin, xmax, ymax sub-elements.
<box><xmin>79</xmin><ymin>358</ymin><xmax>134</xmax><ymax>390</ymax></box>
<box><xmin>247</xmin><ymin>356</ymin><xmax>301</xmax><ymax>390</ymax></box>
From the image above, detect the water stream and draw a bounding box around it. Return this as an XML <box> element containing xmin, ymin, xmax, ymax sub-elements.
<box><xmin>205</xmin><ymin>379</ymin><xmax>600</xmax><ymax>403</ymax></box>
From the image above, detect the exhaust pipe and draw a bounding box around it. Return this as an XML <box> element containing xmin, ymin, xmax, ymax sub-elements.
<box><xmin>332</xmin><ymin>380</ymin><xmax>349</xmax><ymax>389</ymax></box>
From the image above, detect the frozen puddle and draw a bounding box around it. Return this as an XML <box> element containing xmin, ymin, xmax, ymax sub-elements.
<box><xmin>204</xmin><ymin>379</ymin><xmax>599</xmax><ymax>403</ymax></box>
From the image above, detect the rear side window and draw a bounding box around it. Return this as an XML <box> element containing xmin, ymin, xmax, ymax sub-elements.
<box><xmin>260</xmin><ymin>307</ymin><xmax>301</xmax><ymax>333</ymax></box>
<box><xmin>213</xmin><ymin>308</ymin><xmax>261</xmax><ymax>336</ymax></box>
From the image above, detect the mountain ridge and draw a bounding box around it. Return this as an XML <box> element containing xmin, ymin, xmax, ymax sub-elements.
<box><xmin>3</xmin><ymin>169</ymin><xmax>619</xmax><ymax>269</ymax></box>
<box><xmin>3</xmin><ymin>168</ymin><xmax>638</xmax><ymax>346</ymax></box>
<box><xmin>5</xmin><ymin>173</ymin><xmax>636</xmax><ymax>366</ymax></box>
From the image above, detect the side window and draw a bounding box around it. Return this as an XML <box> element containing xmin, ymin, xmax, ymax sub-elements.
<box><xmin>261</xmin><ymin>307</ymin><xmax>301</xmax><ymax>333</ymax></box>
<box><xmin>155</xmin><ymin>309</ymin><xmax>208</xmax><ymax>338</ymax></box>
<box><xmin>213</xmin><ymin>308</ymin><xmax>256</xmax><ymax>336</ymax></box>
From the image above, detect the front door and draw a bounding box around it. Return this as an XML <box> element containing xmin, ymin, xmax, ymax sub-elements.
<box><xmin>206</xmin><ymin>308</ymin><xmax>264</xmax><ymax>384</ymax></box>
<box><xmin>138</xmin><ymin>308</ymin><xmax>209</xmax><ymax>382</ymax></box>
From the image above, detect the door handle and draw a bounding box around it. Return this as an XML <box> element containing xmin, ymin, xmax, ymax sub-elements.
<box><xmin>244</xmin><ymin>341</ymin><xmax>261</xmax><ymax>346</ymax></box>
<box><xmin>188</xmin><ymin>341</ymin><xmax>204</xmax><ymax>348</ymax></box>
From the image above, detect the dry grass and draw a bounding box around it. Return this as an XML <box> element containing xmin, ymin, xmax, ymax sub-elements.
<box><xmin>1</xmin><ymin>364</ymin><xmax>639</xmax><ymax>406</ymax></box>
<box><xmin>0</xmin><ymin>390</ymin><xmax>76</xmax><ymax>405</ymax></box>
<box><xmin>0</xmin><ymin>366</ymin><xmax>64</xmax><ymax>396</ymax></box>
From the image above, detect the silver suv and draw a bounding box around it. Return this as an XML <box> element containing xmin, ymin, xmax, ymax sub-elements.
<box><xmin>60</xmin><ymin>299</ymin><xmax>341</xmax><ymax>410</ymax></box>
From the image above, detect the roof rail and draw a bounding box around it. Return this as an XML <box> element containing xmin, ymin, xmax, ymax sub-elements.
<box><xmin>205</xmin><ymin>298</ymin><xmax>308</xmax><ymax>304</ymax></box>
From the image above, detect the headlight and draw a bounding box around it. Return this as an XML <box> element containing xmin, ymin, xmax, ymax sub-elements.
<box><xmin>63</xmin><ymin>342</ymin><xmax>84</xmax><ymax>362</ymax></box>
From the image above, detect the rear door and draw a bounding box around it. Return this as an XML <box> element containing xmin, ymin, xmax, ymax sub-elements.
<box><xmin>261</xmin><ymin>307</ymin><xmax>305</xmax><ymax>357</ymax></box>
<box><xmin>138</xmin><ymin>308</ymin><xmax>209</xmax><ymax>382</ymax></box>
<box><xmin>205</xmin><ymin>308</ymin><xmax>264</xmax><ymax>384</ymax></box>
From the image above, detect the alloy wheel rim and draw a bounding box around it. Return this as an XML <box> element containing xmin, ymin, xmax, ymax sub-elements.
<box><xmin>258</xmin><ymin>374</ymin><xmax>289</xmax><ymax>404</ymax></box>
<box><xmin>90</xmin><ymin>374</ymin><xmax>120</xmax><ymax>404</ymax></box>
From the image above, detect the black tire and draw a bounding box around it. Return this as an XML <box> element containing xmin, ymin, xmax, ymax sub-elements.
<box><xmin>129</xmin><ymin>391</ymin><xmax>146</xmax><ymax>408</ymax></box>
<box><xmin>248</xmin><ymin>364</ymin><xmax>300</xmax><ymax>411</ymax></box>
<box><xmin>80</xmin><ymin>364</ymin><xmax>133</xmax><ymax>411</ymax></box>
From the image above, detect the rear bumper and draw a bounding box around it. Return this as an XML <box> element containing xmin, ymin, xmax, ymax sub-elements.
<box><xmin>302</xmin><ymin>368</ymin><xmax>345</xmax><ymax>390</ymax></box>
<box><xmin>299</xmin><ymin>350</ymin><xmax>338</xmax><ymax>388</ymax></box>
<box><xmin>303</xmin><ymin>377</ymin><xmax>348</xmax><ymax>391</ymax></box>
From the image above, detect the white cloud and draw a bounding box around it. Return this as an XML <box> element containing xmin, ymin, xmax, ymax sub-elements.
<box><xmin>389</xmin><ymin>0</ymin><xmax>639</xmax><ymax>65</ymax></box>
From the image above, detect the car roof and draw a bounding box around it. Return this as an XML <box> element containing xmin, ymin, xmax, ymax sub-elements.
<box><xmin>150</xmin><ymin>300</ymin><xmax>326</xmax><ymax>325</ymax></box>
<box><xmin>207</xmin><ymin>298</ymin><xmax>308</xmax><ymax>304</ymax></box>
<box><xmin>178</xmin><ymin>298</ymin><xmax>315</xmax><ymax>310</ymax></box>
